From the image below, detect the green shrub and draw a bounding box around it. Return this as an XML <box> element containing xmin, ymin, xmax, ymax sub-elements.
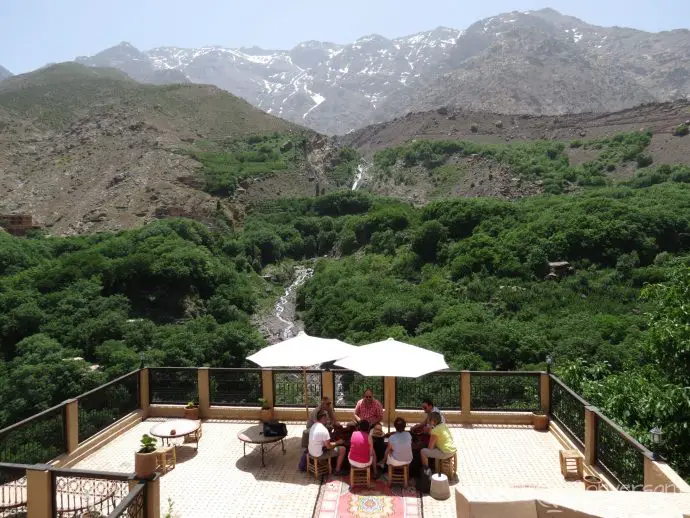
<box><xmin>674</xmin><ymin>123</ymin><xmax>689</xmax><ymax>137</ymax></box>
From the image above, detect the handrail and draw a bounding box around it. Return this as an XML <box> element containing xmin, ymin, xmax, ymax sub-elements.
<box><xmin>549</xmin><ymin>374</ymin><xmax>590</xmax><ymax>407</ymax></box>
<box><xmin>207</xmin><ymin>367</ymin><xmax>264</xmax><ymax>371</ymax></box>
<box><xmin>269</xmin><ymin>368</ymin><xmax>323</xmax><ymax>373</ymax></box>
<box><xmin>107</xmin><ymin>482</ymin><xmax>145</xmax><ymax>518</ymax></box>
<box><xmin>147</xmin><ymin>366</ymin><xmax>199</xmax><ymax>370</ymax></box>
<box><xmin>50</xmin><ymin>467</ymin><xmax>134</xmax><ymax>481</ymax></box>
<box><xmin>471</xmin><ymin>371</ymin><xmax>543</xmax><ymax>376</ymax></box>
<box><xmin>75</xmin><ymin>370</ymin><xmax>140</xmax><ymax>400</ymax></box>
<box><xmin>594</xmin><ymin>408</ymin><xmax>654</xmax><ymax>458</ymax></box>
<box><xmin>0</xmin><ymin>462</ymin><xmax>32</xmax><ymax>470</ymax></box>
<box><xmin>0</xmin><ymin>402</ymin><xmax>65</xmax><ymax>436</ymax></box>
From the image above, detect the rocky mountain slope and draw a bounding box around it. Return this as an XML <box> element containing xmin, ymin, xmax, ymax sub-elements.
<box><xmin>2</xmin><ymin>63</ymin><xmax>689</xmax><ymax>236</ymax></box>
<box><xmin>0</xmin><ymin>66</ymin><xmax>12</xmax><ymax>81</ymax></box>
<box><xmin>344</xmin><ymin>100</ymin><xmax>690</xmax><ymax>204</ymax></box>
<box><xmin>0</xmin><ymin>63</ymin><xmax>320</xmax><ymax>235</ymax></box>
<box><xmin>72</xmin><ymin>8</ymin><xmax>689</xmax><ymax>134</ymax></box>
<box><xmin>76</xmin><ymin>43</ymin><xmax>189</xmax><ymax>85</ymax></box>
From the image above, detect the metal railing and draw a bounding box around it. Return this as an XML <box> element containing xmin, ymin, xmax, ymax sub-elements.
<box><xmin>52</xmin><ymin>468</ymin><xmax>133</xmax><ymax>517</ymax></box>
<box><xmin>209</xmin><ymin>368</ymin><xmax>262</xmax><ymax>406</ymax></box>
<box><xmin>107</xmin><ymin>481</ymin><xmax>146</xmax><ymax>518</ymax></box>
<box><xmin>272</xmin><ymin>370</ymin><xmax>322</xmax><ymax>407</ymax></box>
<box><xmin>333</xmin><ymin>370</ymin><xmax>384</xmax><ymax>408</ymax></box>
<box><xmin>549</xmin><ymin>376</ymin><xmax>587</xmax><ymax>450</ymax></box>
<box><xmin>148</xmin><ymin>368</ymin><xmax>198</xmax><ymax>405</ymax></box>
<box><xmin>78</xmin><ymin>371</ymin><xmax>140</xmax><ymax>443</ymax></box>
<box><xmin>395</xmin><ymin>371</ymin><xmax>461</xmax><ymax>410</ymax></box>
<box><xmin>596</xmin><ymin>412</ymin><xmax>649</xmax><ymax>490</ymax></box>
<box><xmin>0</xmin><ymin>404</ymin><xmax>66</xmax><ymax>465</ymax></box>
<box><xmin>470</xmin><ymin>372</ymin><xmax>541</xmax><ymax>411</ymax></box>
<box><xmin>0</xmin><ymin>463</ymin><xmax>27</xmax><ymax>518</ymax></box>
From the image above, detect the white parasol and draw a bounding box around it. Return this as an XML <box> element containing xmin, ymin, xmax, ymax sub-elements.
<box><xmin>247</xmin><ymin>331</ymin><xmax>357</xmax><ymax>418</ymax></box>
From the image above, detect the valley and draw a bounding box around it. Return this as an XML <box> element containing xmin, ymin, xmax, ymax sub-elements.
<box><xmin>1</xmin><ymin>11</ymin><xmax>690</xmax><ymax>483</ymax></box>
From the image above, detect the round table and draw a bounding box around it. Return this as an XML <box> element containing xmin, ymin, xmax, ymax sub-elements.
<box><xmin>150</xmin><ymin>419</ymin><xmax>201</xmax><ymax>450</ymax></box>
<box><xmin>237</xmin><ymin>424</ymin><xmax>286</xmax><ymax>467</ymax></box>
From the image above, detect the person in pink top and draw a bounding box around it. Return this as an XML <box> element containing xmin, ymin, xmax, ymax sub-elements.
<box><xmin>353</xmin><ymin>388</ymin><xmax>383</xmax><ymax>428</ymax></box>
<box><xmin>348</xmin><ymin>420</ymin><xmax>377</xmax><ymax>477</ymax></box>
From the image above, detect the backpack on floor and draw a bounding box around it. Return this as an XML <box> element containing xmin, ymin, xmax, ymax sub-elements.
<box><xmin>298</xmin><ymin>449</ymin><xmax>308</xmax><ymax>471</ymax></box>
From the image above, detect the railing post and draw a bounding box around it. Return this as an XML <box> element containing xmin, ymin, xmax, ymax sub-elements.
<box><xmin>322</xmin><ymin>371</ymin><xmax>335</xmax><ymax>404</ymax></box>
<box><xmin>384</xmin><ymin>376</ymin><xmax>396</xmax><ymax>426</ymax></box>
<box><xmin>540</xmin><ymin>373</ymin><xmax>550</xmax><ymax>413</ymax></box>
<box><xmin>584</xmin><ymin>406</ymin><xmax>598</xmax><ymax>466</ymax></box>
<box><xmin>145</xmin><ymin>475</ymin><xmax>161</xmax><ymax>518</ymax></box>
<box><xmin>198</xmin><ymin>367</ymin><xmax>210</xmax><ymax>418</ymax></box>
<box><xmin>261</xmin><ymin>369</ymin><xmax>274</xmax><ymax>407</ymax></box>
<box><xmin>139</xmin><ymin>368</ymin><xmax>150</xmax><ymax>417</ymax></box>
<box><xmin>64</xmin><ymin>399</ymin><xmax>79</xmax><ymax>453</ymax></box>
<box><xmin>461</xmin><ymin>372</ymin><xmax>471</xmax><ymax>415</ymax></box>
<box><xmin>26</xmin><ymin>465</ymin><xmax>52</xmax><ymax>518</ymax></box>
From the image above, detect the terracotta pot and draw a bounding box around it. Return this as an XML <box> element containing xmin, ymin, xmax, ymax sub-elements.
<box><xmin>184</xmin><ymin>406</ymin><xmax>199</xmax><ymax>420</ymax></box>
<box><xmin>260</xmin><ymin>408</ymin><xmax>274</xmax><ymax>423</ymax></box>
<box><xmin>134</xmin><ymin>451</ymin><xmax>157</xmax><ymax>479</ymax></box>
<box><xmin>532</xmin><ymin>413</ymin><xmax>549</xmax><ymax>431</ymax></box>
<box><xmin>584</xmin><ymin>475</ymin><xmax>603</xmax><ymax>491</ymax></box>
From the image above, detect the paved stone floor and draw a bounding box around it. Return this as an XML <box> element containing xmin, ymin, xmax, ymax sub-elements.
<box><xmin>74</xmin><ymin>420</ymin><xmax>583</xmax><ymax>518</ymax></box>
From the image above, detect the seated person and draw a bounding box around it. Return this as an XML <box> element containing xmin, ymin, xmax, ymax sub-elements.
<box><xmin>353</xmin><ymin>388</ymin><xmax>384</xmax><ymax>431</ymax></box>
<box><xmin>420</xmin><ymin>412</ymin><xmax>457</xmax><ymax>476</ymax></box>
<box><xmin>411</xmin><ymin>398</ymin><xmax>446</xmax><ymax>434</ymax></box>
<box><xmin>383</xmin><ymin>417</ymin><xmax>413</xmax><ymax>468</ymax></box>
<box><xmin>348</xmin><ymin>420</ymin><xmax>377</xmax><ymax>477</ymax></box>
<box><xmin>307</xmin><ymin>396</ymin><xmax>338</xmax><ymax>430</ymax></box>
<box><xmin>309</xmin><ymin>410</ymin><xmax>347</xmax><ymax>475</ymax></box>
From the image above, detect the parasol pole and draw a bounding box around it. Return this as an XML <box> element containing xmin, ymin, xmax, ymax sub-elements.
<box><xmin>303</xmin><ymin>367</ymin><xmax>310</xmax><ymax>420</ymax></box>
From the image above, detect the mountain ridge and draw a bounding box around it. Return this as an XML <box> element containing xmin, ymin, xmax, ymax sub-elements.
<box><xmin>0</xmin><ymin>65</ymin><xmax>12</xmax><ymax>81</ymax></box>
<box><xmin>66</xmin><ymin>8</ymin><xmax>689</xmax><ymax>134</ymax></box>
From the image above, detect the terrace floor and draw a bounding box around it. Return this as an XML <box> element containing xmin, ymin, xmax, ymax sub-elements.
<box><xmin>73</xmin><ymin>419</ymin><xmax>584</xmax><ymax>518</ymax></box>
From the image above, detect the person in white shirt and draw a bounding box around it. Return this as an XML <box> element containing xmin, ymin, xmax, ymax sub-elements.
<box><xmin>383</xmin><ymin>417</ymin><xmax>413</xmax><ymax>468</ymax></box>
<box><xmin>308</xmin><ymin>410</ymin><xmax>346</xmax><ymax>475</ymax></box>
<box><xmin>411</xmin><ymin>399</ymin><xmax>446</xmax><ymax>434</ymax></box>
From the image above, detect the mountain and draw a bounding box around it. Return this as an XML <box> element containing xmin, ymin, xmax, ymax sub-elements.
<box><xmin>73</xmin><ymin>9</ymin><xmax>690</xmax><ymax>135</ymax></box>
<box><xmin>76</xmin><ymin>42</ymin><xmax>189</xmax><ymax>85</ymax></box>
<box><xmin>0</xmin><ymin>66</ymin><xmax>12</xmax><ymax>81</ymax></box>
<box><xmin>0</xmin><ymin>63</ymin><xmax>316</xmax><ymax>235</ymax></box>
<box><xmin>77</xmin><ymin>28</ymin><xmax>463</xmax><ymax>135</ymax></box>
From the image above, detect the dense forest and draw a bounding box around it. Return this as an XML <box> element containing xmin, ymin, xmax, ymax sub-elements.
<box><xmin>1</xmin><ymin>159</ymin><xmax>689</xmax><ymax>478</ymax></box>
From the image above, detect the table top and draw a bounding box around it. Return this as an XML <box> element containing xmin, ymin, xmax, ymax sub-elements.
<box><xmin>237</xmin><ymin>424</ymin><xmax>286</xmax><ymax>444</ymax></box>
<box><xmin>150</xmin><ymin>419</ymin><xmax>200</xmax><ymax>439</ymax></box>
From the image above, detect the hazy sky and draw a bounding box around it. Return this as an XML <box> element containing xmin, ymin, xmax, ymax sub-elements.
<box><xmin>1</xmin><ymin>0</ymin><xmax>689</xmax><ymax>74</ymax></box>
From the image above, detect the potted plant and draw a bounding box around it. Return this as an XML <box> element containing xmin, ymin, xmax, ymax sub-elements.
<box><xmin>259</xmin><ymin>397</ymin><xmax>274</xmax><ymax>423</ymax></box>
<box><xmin>80</xmin><ymin>488</ymin><xmax>105</xmax><ymax>518</ymax></box>
<box><xmin>584</xmin><ymin>474</ymin><xmax>604</xmax><ymax>491</ymax></box>
<box><xmin>532</xmin><ymin>410</ymin><xmax>549</xmax><ymax>431</ymax></box>
<box><xmin>184</xmin><ymin>399</ymin><xmax>199</xmax><ymax>420</ymax></box>
<box><xmin>134</xmin><ymin>434</ymin><xmax>158</xmax><ymax>479</ymax></box>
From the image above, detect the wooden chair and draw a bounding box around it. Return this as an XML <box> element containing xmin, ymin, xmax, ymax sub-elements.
<box><xmin>155</xmin><ymin>445</ymin><xmax>176</xmax><ymax>474</ymax></box>
<box><xmin>559</xmin><ymin>449</ymin><xmax>583</xmax><ymax>480</ymax></box>
<box><xmin>435</xmin><ymin>452</ymin><xmax>457</xmax><ymax>479</ymax></box>
<box><xmin>307</xmin><ymin>453</ymin><xmax>332</xmax><ymax>480</ymax></box>
<box><xmin>387</xmin><ymin>463</ymin><xmax>409</xmax><ymax>487</ymax></box>
<box><xmin>350</xmin><ymin>465</ymin><xmax>371</xmax><ymax>488</ymax></box>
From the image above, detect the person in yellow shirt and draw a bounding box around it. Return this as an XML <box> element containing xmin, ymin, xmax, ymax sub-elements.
<box><xmin>420</xmin><ymin>412</ymin><xmax>457</xmax><ymax>476</ymax></box>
